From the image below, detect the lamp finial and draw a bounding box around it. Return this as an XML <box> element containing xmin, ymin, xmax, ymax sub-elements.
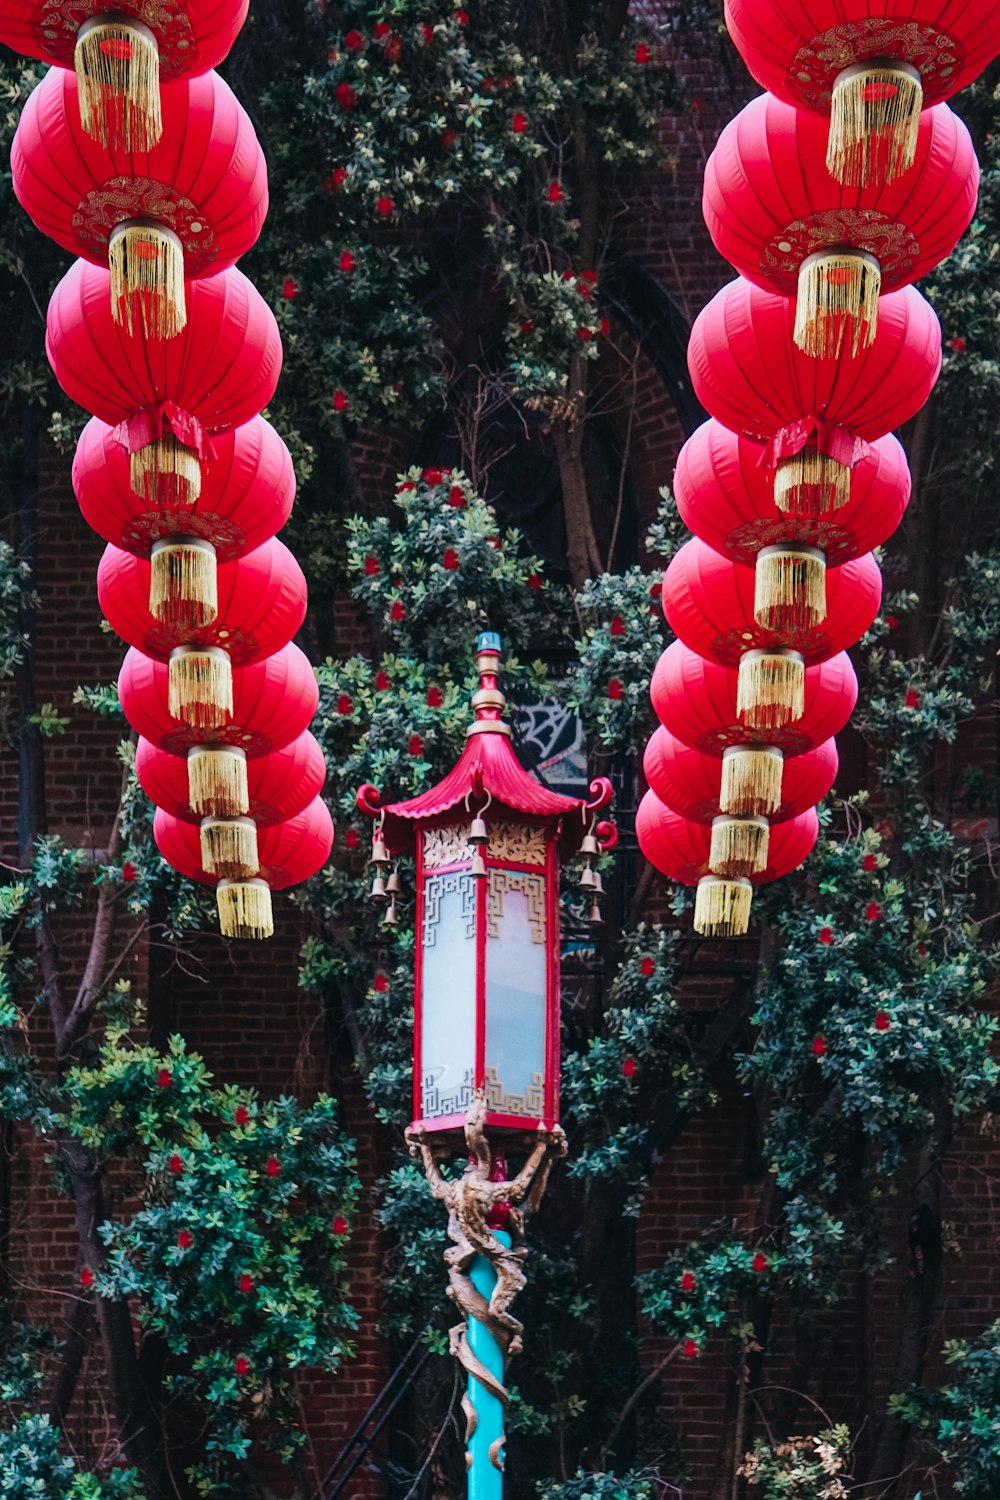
<box><xmin>468</xmin><ymin>631</ymin><xmax>511</xmax><ymax>738</ymax></box>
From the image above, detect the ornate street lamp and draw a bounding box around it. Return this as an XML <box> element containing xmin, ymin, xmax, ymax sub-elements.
<box><xmin>357</xmin><ymin>631</ymin><xmax>615</xmax><ymax>1497</ymax></box>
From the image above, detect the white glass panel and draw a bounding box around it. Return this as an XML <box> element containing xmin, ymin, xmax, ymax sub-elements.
<box><xmin>485</xmin><ymin>872</ymin><xmax>547</xmax><ymax>1117</ymax></box>
<box><xmin>420</xmin><ymin>873</ymin><xmax>477</xmax><ymax>1119</ymax></box>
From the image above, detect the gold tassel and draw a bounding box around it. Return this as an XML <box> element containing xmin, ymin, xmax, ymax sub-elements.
<box><xmin>168</xmin><ymin>646</ymin><xmax>232</xmax><ymax>729</ymax></box>
<box><xmin>694</xmin><ymin>875</ymin><xmax>753</xmax><ymax>938</ymax></box>
<box><xmin>130</xmin><ymin>436</ymin><xmax>202</xmax><ymax>507</ymax></box>
<box><xmin>109</xmin><ymin>222</ymin><xmax>187</xmax><ymax>339</ymax></box>
<box><xmin>150</xmin><ymin>538</ymin><xmax>218</xmax><ymax>630</ymax></box>
<box><xmin>709</xmin><ymin>815</ymin><xmax>770</xmax><ymax>877</ymax></box>
<box><xmin>187</xmin><ymin>745</ymin><xmax>250</xmax><ymax>818</ymax></box>
<box><xmin>774</xmin><ymin>448</ymin><xmax>852</xmax><ymax>515</ymax></box>
<box><xmin>200</xmin><ymin>817</ymin><xmax>259</xmax><ymax>880</ymax></box>
<box><xmin>794</xmin><ymin>250</ymin><xmax>881</xmax><ymax>359</ymax></box>
<box><xmin>828</xmin><ymin>62</ymin><xmax>924</xmax><ymax>187</ymax></box>
<box><xmin>74</xmin><ymin>16</ymin><xmax>162</xmax><ymax>152</ymax></box>
<box><xmin>737</xmin><ymin>649</ymin><xmax>805</xmax><ymax>731</ymax></box>
<box><xmin>217</xmin><ymin>879</ymin><xmax>274</xmax><ymax>941</ymax></box>
<box><xmin>754</xmin><ymin>544</ymin><xmax>827</xmax><ymax>631</ymax></box>
<box><xmin>720</xmin><ymin>744</ymin><xmax>784</xmax><ymax>817</ymax></box>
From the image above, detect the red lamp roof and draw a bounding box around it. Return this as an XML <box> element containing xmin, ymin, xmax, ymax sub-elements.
<box><xmin>357</xmin><ymin>633</ymin><xmax>613</xmax><ymax>857</ymax></box>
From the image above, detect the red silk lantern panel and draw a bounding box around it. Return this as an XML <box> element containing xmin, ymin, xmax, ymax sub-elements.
<box><xmin>703</xmin><ymin>95</ymin><xmax>976</xmax><ymax>357</ymax></box>
<box><xmin>154</xmin><ymin>797</ymin><xmax>334</xmax><ymax>891</ymax></box>
<box><xmin>675</xmin><ymin>420</ymin><xmax>909</xmax><ymax>565</ymax></box>
<box><xmin>643</xmin><ymin>725</ymin><xmax>838</xmax><ymax>825</ymax></box>
<box><xmin>118</xmin><ymin>642</ymin><xmax>319</xmax><ymax>757</ymax></box>
<box><xmin>46</xmin><ymin>260</ymin><xmax>282</xmax><ymax>462</ymax></box>
<box><xmin>662</xmin><ymin>537</ymin><xmax>882</xmax><ymax>667</ymax></box>
<box><xmin>73</xmin><ymin>415</ymin><xmax>295</xmax><ymax>562</ymax></box>
<box><xmin>0</xmin><ymin>2</ymin><xmax>248</xmax><ymax>74</ymax></box>
<box><xmin>136</xmin><ymin>731</ymin><xmax>326</xmax><ymax>826</ymax></box>
<box><xmin>650</xmin><ymin>640</ymin><xmax>858</xmax><ymax>756</ymax></box>
<box><xmin>636</xmin><ymin>792</ymin><xmax>819</xmax><ymax>886</ymax></box>
<box><xmin>12</xmin><ymin>66</ymin><xmax>267</xmax><ymax>280</ymax></box>
<box><xmin>724</xmin><ymin>2</ymin><xmax>1000</xmax><ymax>123</ymax></box>
<box><xmin>97</xmin><ymin>538</ymin><xmax>307</xmax><ymax>664</ymax></box>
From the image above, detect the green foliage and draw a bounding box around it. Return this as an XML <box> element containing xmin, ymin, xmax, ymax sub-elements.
<box><xmin>570</xmin><ymin>568</ymin><xmax>665</xmax><ymax>751</ymax></box>
<box><xmin>739</xmin><ymin>1425</ymin><xmax>852</xmax><ymax>1499</ymax></box>
<box><xmin>538</xmin><ymin>1468</ymin><xmax>655</xmax><ymax>1500</ymax></box>
<box><xmin>639</xmin><ymin>1231</ymin><xmax>777</xmax><ymax>1352</ymax></box>
<box><xmin>892</xmin><ymin>1320</ymin><xmax>1000</xmax><ymax>1500</ymax></box>
<box><xmin>0</xmin><ymin>1413</ymin><xmax>143</xmax><ymax>1500</ymax></box>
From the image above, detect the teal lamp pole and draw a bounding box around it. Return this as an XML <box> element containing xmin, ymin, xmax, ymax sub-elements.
<box><xmin>358</xmin><ymin>633</ymin><xmax>616</xmax><ymax>1491</ymax></box>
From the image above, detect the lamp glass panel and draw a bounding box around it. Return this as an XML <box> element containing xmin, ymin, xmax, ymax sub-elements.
<box><xmin>484</xmin><ymin>870</ymin><xmax>547</xmax><ymax>1117</ymax></box>
<box><xmin>420</xmin><ymin>872</ymin><xmax>477</xmax><ymax>1119</ymax></box>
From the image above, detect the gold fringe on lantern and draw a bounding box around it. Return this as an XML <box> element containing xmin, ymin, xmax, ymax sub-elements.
<box><xmin>754</xmin><ymin>544</ymin><xmax>827</xmax><ymax>631</ymax></box>
<box><xmin>709</xmin><ymin>815</ymin><xmax>770</xmax><ymax>877</ymax></box>
<box><xmin>694</xmin><ymin>875</ymin><xmax>753</xmax><ymax>938</ymax></box>
<box><xmin>150</xmin><ymin>537</ymin><xmax>218</xmax><ymax>630</ymax></box>
<box><xmin>774</xmin><ymin>447</ymin><xmax>852</xmax><ymax>515</ymax></box>
<box><xmin>130</xmin><ymin>435</ymin><xmax>202</xmax><ymax>507</ymax></box>
<box><xmin>109</xmin><ymin>222</ymin><xmax>186</xmax><ymax>339</ymax></box>
<box><xmin>721</xmin><ymin>744</ymin><xmax>784</xmax><ymax>816</ymax></box>
<box><xmin>75</xmin><ymin>16</ymin><xmax>162</xmax><ymax>152</ymax></box>
<box><xmin>217</xmin><ymin>878</ymin><xmax>274</xmax><ymax>941</ymax></box>
<box><xmin>828</xmin><ymin>61</ymin><xmax>924</xmax><ymax>187</ymax></box>
<box><xmin>200</xmin><ymin>817</ymin><xmax>259</xmax><ymax>880</ymax></box>
<box><xmin>737</xmin><ymin>649</ymin><xmax>805</xmax><ymax>731</ymax></box>
<box><xmin>168</xmin><ymin>646</ymin><xmax>233</xmax><ymax>729</ymax></box>
<box><xmin>794</xmin><ymin>250</ymin><xmax>881</xmax><ymax>359</ymax></box>
<box><xmin>187</xmin><ymin>745</ymin><xmax>250</xmax><ymax>817</ymax></box>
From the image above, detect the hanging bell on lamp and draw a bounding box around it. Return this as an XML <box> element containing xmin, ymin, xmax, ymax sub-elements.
<box><xmin>370</xmin><ymin>820</ymin><xmax>391</xmax><ymax>902</ymax></box>
<box><xmin>386</xmin><ymin>867</ymin><xmax>403</xmax><ymax>897</ymax></box>
<box><xmin>469</xmin><ymin>804</ymin><xmax>489</xmax><ymax>879</ymax></box>
<box><xmin>384</xmin><ymin>897</ymin><xmax>400</xmax><ymax>927</ymax></box>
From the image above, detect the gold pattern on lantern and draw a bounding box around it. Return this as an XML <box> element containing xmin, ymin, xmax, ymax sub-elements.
<box><xmin>486</xmin><ymin>871</ymin><xmax>546</xmax><ymax>942</ymax></box>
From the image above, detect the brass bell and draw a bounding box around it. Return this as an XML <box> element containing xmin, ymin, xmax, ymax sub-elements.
<box><xmin>470</xmin><ymin>814</ymin><xmax>489</xmax><ymax>846</ymax></box>
<box><xmin>383</xmin><ymin>897</ymin><xmax>399</xmax><ymax>927</ymax></box>
<box><xmin>386</xmin><ymin>868</ymin><xmax>402</xmax><ymax>896</ymax></box>
<box><xmin>371</xmin><ymin>835</ymin><xmax>390</xmax><ymax>868</ymax></box>
<box><xmin>580</xmin><ymin>832</ymin><xmax>599</xmax><ymax>858</ymax></box>
<box><xmin>471</xmin><ymin>846</ymin><xmax>487</xmax><ymax>879</ymax></box>
<box><xmin>590</xmin><ymin>869</ymin><xmax>605</xmax><ymax>897</ymax></box>
<box><xmin>587</xmin><ymin>898</ymin><xmax>604</xmax><ymax>926</ymax></box>
<box><xmin>579</xmin><ymin>864</ymin><xmax>597</xmax><ymax>890</ymax></box>
<box><xmin>370</xmin><ymin>873</ymin><xmax>388</xmax><ymax>902</ymax></box>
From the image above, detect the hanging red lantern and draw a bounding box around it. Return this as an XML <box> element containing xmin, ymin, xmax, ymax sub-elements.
<box><xmin>650</xmin><ymin>640</ymin><xmax>857</xmax><ymax>817</ymax></box>
<box><xmin>153</xmin><ymin>796</ymin><xmax>334</xmax><ymax>941</ymax></box>
<box><xmin>661</xmin><ymin>537</ymin><xmax>881</xmax><ymax>729</ymax></box>
<box><xmin>675</xmin><ymin>420</ymin><xmax>909</xmax><ymax>557</ymax></box>
<box><xmin>137</xmin><ymin>731</ymin><xmax>326</xmax><ymax>875</ymax></box>
<box><xmin>0</xmin><ymin>2</ymin><xmax>249</xmax><ymax>152</ymax></box>
<box><xmin>703</xmin><ymin>94</ymin><xmax>977</xmax><ymax>358</ymax></box>
<box><xmin>636</xmin><ymin>791</ymin><xmax>819</xmax><ymax>937</ymax></box>
<box><xmin>47</xmin><ymin>259</ymin><xmax>282</xmax><ymax>506</ymax></box>
<box><xmin>724</xmin><ymin>0</ymin><xmax>1000</xmax><ymax>185</ymax></box>
<box><xmin>119</xmin><ymin>641</ymin><xmax>319</xmax><ymax>816</ymax></box>
<box><xmin>98</xmin><ymin>538</ymin><xmax>306</xmax><ymax>728</ymax></box>
<box><xmin>73</xmin><ymin>414</ymin><xmax>295</xmax><ymax>572</ymax></box>
<box><xmin>688</xmin><ymin>278</ymin><xmax>940</xmax><ymax>511</ymax></box>
<box><xmin>13</xmin><ymin>66</ymin><xmax>267</xmax><ymax>338</ymax></box>
<box><xmin>644</xmin><ymin>724</ymin><xmax>838</xmax><ymax>823</ymax></box>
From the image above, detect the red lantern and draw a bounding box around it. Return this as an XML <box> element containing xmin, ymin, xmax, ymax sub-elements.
<box><xmin>688</xmin><ymin>278</ymin><xmax>940</xmax><ymax>510</ymax></box>
<box><xmin>643</xmin><ymin>724</ymin><xmax>838</xmax><ymax>823</ymax></box>
<box><xmin>46</xmin><ymin>259</ymin><xmax>282</xmax><ymax>507</ymax></box>
<box><xmin>636</xmin><ymin>790</ymin><xmax>819</xmax><ymax>936</ymax></box>
<box><xmin>661</xmin><ymin>537</ymin><xmax>881</xmax><ymax>729</ymax></box>
<box><xmin>675</xmin><ymin>420</ymin><xmax>909</xmax><ymax>555</ymax></box>
<box><xmin>136</xmin><ymin>730</ymin><xmax>326</xmax><ymax>823</ymax></box>
<box><xmin>0</xmin><ymin>2</ymin><xmax>249</xmax><ymax>151</ymax></box>
<box><xmin>98</xmin><ymin>538</ymin><xmax>306</xmax><ymax>728</ymax></box>
<box><xmin>703</xmin><ymin>94</ymin><xmax>977</xmax><ymax>358</ymax></box>
<box><xmin>153</xmin><ymin>796</ymin><xmax>334</xmax><ymax>941</ymax></box>
<box><xmin>13</xmin><ymin>66</ymin><xmax>267</xmax><ymax>338</ymax></box>
<box><xmin>724</xmin><ymin>0</ymin><xmax>1000</xmax><ymax>185</ymax></box>
<box><xmin>73</xmin><ymin>414</ymin><xmax>295</xmax><ymax>561</ymax></box>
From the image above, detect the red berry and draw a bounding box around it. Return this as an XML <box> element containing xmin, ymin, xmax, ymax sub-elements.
<box><xmin>421</xmin><ymin>22</ymin><xmax>434</xmax><ymax>43</ymax></box>
<box><xmin>235</xmin><ymin>1355</ymin><xmax>251</xmax><ymax>1376</ymax></box>
<box><xmin>519</xmin><ymin>320</ymin><xmax>535</xmax><ymax>335</ymax></box>
<box><xmin>683</xmin><ymin>1339</ymin><xmax>699</xmax><ymax>1359</ymax></box>
<box><xmin>333</xmin><ymin>1216</ymin><xmax>348</xmax><ymax>1235</ymax></box>
<box><xmin>346</xmin><ymin>829</ymin><xmax>360</xmax><ymax>850</ymax></box>
<box><xmin>408</xmin><ymin>734</ymin><xmax>424</xmax><ymax>757</ymax></box>
<box><xmin>332</xmin><ymin>390</ymin><xmax>349</xmax><ymax>413</ymax></box>
<box><xmin>577</xmin><ymin>326</ymin><xmax>593</xmax><ymax>341</ymax></box>
<box><xmin>121</xmin><ymin>861</ymin><xmax>137</xmax><ymax>882</ymax></box>
<box><xmin>917</xmin><ymin>943</ymin><xmax>929</xmax><ymax>957</ymax></box>
<box><xmin>874</xmin><ymin>1010</ymin><xmax>891</xmax><ymax>1031</ymax></box>
<box><xmin>885</xmin><ymin>615</ymin><xmax>898</xmax><ymax>629</ymax></box>
<box><xmin>607</xmin><ymin>679</ymin><xmax>623</xmax><ymax>701</ymax></box>
<box><xmin>423</xmin><ymin>467</ymin><xmax>443</xmax><ymax>486</ymax></box>
<box><xmin>680</xmin><ymin>1270</ymin><xmax>696</xmax><ymax>1293</ymax></box>
<box><xmin>948</xmin><ymin>336</ymin><xmax>967</xmax><ymax>352</ymax></box>
<box><xmin>640</xmin><ymin>956</ymin><xmax>655</xmax><ymax>976</ymax></box>
<box><xmin>375</xmin><ymin>195</ymin><xmax>394</xmax><ymax>218</ymax></box>
<box><xmin>397</xmin><ymin>481</ymin><xmax>416</xmax><ymax>493</ymax></box>
<box><xmin>622</xmin><ymin>1056</ymin><xmax>637</xmax><ymax>1078</ymax></box>
<box><xmin>649</xmin><ymin>581</ymin><xmax>662</xmax><ymax>598</ymax></box>
<box><xmin>635</xmin><ymin>42</ymin><xmax>651</xmax><ymax>63</ymax></box>
<box><xmin>364</xmin><ymin>555</ymin><xmax>379</xmax><ymax>577</ymax></box>
<box><xmin>336</xmin><ymin>82</ymin><xmax>357</xmax><ymax>109</ymax></box>
<box><xmin>282</xmin><ymin>277</ymin><xmax>299</xmax><ymax>300</ymax></box>
<box><xmin>337</xmin><ymin>694</ymin><xmax>353</xmax><ymax>715</ymax></box>
<box><xmin>177</xmin><ymin>1229</ymin><xmax>193</xmax><ymax>1250</ymax></box>
<box><xmin>375</xmin><ymin>672</ymin><xmax>390</xmax><ymax>691</ymax></box>
<box><xmin>547</xmin><ymin>181</ymin><xmax>564</xmax><ymax>203</ymax></box>
<box><xmin>344</xmin><ymin>28</ymin><xmax>365</xmax><ymax>50</ymax></box>
<box><xmin>449</xmin><ymin>485</ymin><xmax>466</xmax><ymax>507</ymax></box>
<box><xmin>818</xmin><ymin>925</ymin><xmax>834</xmax><ymax>946</ymax></box>
<box><xmin>905</xmin><ymin>689</ymin><xmax>921</xmax><ymax>709</ymax></box>
<box><xmin>374</xmin><ymin>22</ymin><xmax>390</xmax><ymax>39</ymax></box>
<box><xmin>752</xmin><ymin>1251</ymin><xmax>768</xmax><ymax>1273</ymax></box>
<box><xmin>812</xmin><ymin>1035</ymin><xmax>827</xmax><ymax>1058</ymax></box>
<box><xmin>527</xmin><ymin>573</ymin><xmax>542</xmax><ymax>590</ymax></box>
<box><xmin>866</xmin><ymin>902</ymin><xmax>880</xmax><ymax>922</ymax></box>
<box><xmin>599</xmin><ymin>317</ymin><xmax>610</xmax><ymax>336</ymax></box>
<box><xmin>610</xmin><ymin>616</ymin><xmax>625</xmax><ymax>637</ymax></box>
<box><xmin>80</xmin><ymin>1266</ymin><xmax>95</xmax><ymax>1289</ymax></box>
<box><xmin>511</xmin><ymin>112</ymin><xmax>527</xmax><ymax>134</ymax></box>
<box><xmin>385</xmin><ymin>35</ymin><xmax>401</xmax><ymax>62</ymax></box>
<box><xmin>442</xmin><ymin>549</ymin><xmax>459</xmax><ymax>572</ymax></box>
<box><xmin>168</xmin><ymin>1153</ymin><xmax>184</xmax><ymax>1174</ymax></box>
<box><xmin>234</xmin><ymin>1105</ymin><xmax>250</xmax><ymax>1126</ymax></box>
<box><xmin>863</xmin><ymin>853</ymin><xmax>877</xmax><ymax>871</ymax></box>
<box><xmin>580</xmin><ymin>269</ymin><xmax>598</xmax><ymax>284</ymax></box>
<box><xmin>390</xmin><ymin>600</ymin><xmax>405</xmax><ymax>622</ymax></box>
<box><xmin>157</xmin><ymin>1067</ymin><xmax>172</xmax><ymax>1088</ymax></box>
<box><xmin>427</xmin><ymin>687</ymin><xmax>444</xmax><ymax>707</ymax></box>
<box><xmin>374</xmin><ymin>973</ymin><xmax>389</xmax><ymax>994</ymax></box>
<box><xmin>561</xmin><ymin>269</ymin><xmax>575</xmax><ymax>281</ymax></box>
<box><xmin>455</xmin><ymin>9</ymin><xmax>469</xmax><ymax>24</ymax></box>
<box><xmin>441</xmin><ymin>129</ymin><xmax>458</xmax><ymax>149</ymax></box>
<box><xmin>482</xmin><ymin>77</ymin><xmax>496</xmax><ymax>93</ymax></box>
<box><xmin>239</xmin><ymin>1273</ymin><xmax>254</xmax><ymax>1293</ymax></box>
<box><xmin>265</xmin><ymin>1157</ymin><xmax>280</xmax><ymax>1177</ymax></box>
<box><xmin>326</xmin><ymin>166</ymin><xmax>348</xmax><ymax>193</ymax></box>
<box><xmin>339</xmin><ymin>250</ymin><xmax>356</xmax><ymax>273</ymax></box>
